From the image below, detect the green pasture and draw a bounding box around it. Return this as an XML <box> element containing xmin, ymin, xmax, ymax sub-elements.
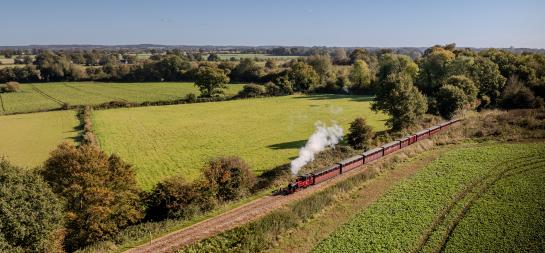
<box><xmin>92</xmin><ymin>94</ymin><xmax>387</xmax><ymax>189</ymax></box>
<box><xmin>315</xmin><ymin>142</ymin><xmax>545</xmax><ymax>252</ymax></box>
<box><xmin>0</xmin><ymin>82</ymin><xmax>244</xmax><ymax>115</ymax></box>
<box><xmin>0</xmin><ymin>110</ymin><xmax>79</xmax><ymax>168</ymax></box>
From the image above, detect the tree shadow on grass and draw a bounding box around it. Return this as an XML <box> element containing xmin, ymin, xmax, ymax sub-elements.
<box><xmin>267</xmin><ymin>139</ymin><xmax>307</xmax><ymax>150</ymax></box>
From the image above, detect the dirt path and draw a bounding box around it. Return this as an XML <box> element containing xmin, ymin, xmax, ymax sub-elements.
<box><xmin>124</xmin><ymin>148</ymin><xmax>426</xmax><ymax>253</ymax></box>
<box><xmin>269</xmin><ymin>149</ymin><xmax>445</xmax><ymax>253</ymax></box>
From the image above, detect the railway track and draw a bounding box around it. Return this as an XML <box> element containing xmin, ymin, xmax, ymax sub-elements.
<box><xmin>124</xmin><ymin>154</ymin><xmax>382</xmax><ymax>253</ymax></box>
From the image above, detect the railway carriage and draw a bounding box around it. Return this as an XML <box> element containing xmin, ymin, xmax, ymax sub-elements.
<box><xmin>363</xmin><ymin>147</ymin><xmax>384</xmax><ymax>163</ymax></box>
<box><xmin>285</xmin><ymin>119</ymin><xmax>461</xmax><ymax>194</ymax></box>
<box><xmin>382</xmin><ymin>140</ymin><xmax>401</xmax><ymax>156</ymax></box>
<box><xmin>338</xmin><ymin>155</ymin><xmax>364</xmax><ymax>173</ymax></box>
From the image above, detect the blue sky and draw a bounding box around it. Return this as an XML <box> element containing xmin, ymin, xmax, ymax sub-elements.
<box><xmin>2</xmin><ymin>0</ymin><xmax>544</xmax><ymax>48</ymax></box>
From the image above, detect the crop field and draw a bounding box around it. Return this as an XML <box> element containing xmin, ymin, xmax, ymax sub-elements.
<box><xmin>0</xmin><ymin>110</ymin><xmax>79</xmax><ymax>168</ymax></box>
<box><xmin>315</xmin><ymin>142</ymin><xmax>545</xmax><ymax>252</ymax></box>
<box><xmin>0</xmin><ymin>82</ymin><xmax>244</xmax><ymax>115</ymax></box>
<box><xmin>92</xmin><ymin>94</ymin><xmax>387</xmax><ymax>189</ymax></box>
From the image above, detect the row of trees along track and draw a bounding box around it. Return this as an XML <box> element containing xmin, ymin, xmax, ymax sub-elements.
<box><xmin>124</xmin><ymin>120</ymin><xmax>459</xmax><ymax>253</ymax></box>
<box><xmin>414</xmin><ymin>154</ymin><xmax>545</xmax><ymax>253</ymax></box>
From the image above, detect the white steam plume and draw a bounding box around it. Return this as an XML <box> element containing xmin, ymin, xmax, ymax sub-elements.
<box><xmin>290</xmin><ymin>122</ymin><xmax>344</xmax><ymax>175</ymax></box>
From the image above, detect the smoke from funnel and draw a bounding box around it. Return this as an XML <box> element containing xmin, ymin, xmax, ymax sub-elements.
<box><xmin>290</xmin><ymin>122</ymin><xmax>344</xmax><ymax>175</ymax></box>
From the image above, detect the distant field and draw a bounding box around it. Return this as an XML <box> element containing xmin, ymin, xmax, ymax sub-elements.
<box><xmin>0</xmin><ymin>110</ymin><xmax>79</xmax><ymax>168</ymax></box>
<box><xmin>315</xmin><ymin>143</ymin><xmax>545</xmax><ymax>252</ymax></box>
<box><xmin>92</xmin><ymin>94</ymin><xmax>387</xmax><ymax>189</ymax></box>
<box><xmin>217</xmin><ymin>53</ymin><xmax>300</xmax><ymax>60</ymax></box>
<box><xmin>0</xmin><ymin>82</ymin><xmax>244</xmax><ymax>115</ymax></box>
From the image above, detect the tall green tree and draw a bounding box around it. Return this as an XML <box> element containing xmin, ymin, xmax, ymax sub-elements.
<box><xmin>288</xmin><ymin>61</ymin><xmax>320</xmax><ymax>92</ymax></box>
<box><xmin>471</xmin><ymin>56</ymin><xmax>506</xmax><ymax>106</ymax></box>
<box><xmin>41</xmin><ymin>143</ymin><xmax>143</xmax><ymax>251</ymax></box>
<box><xmin>0</xmin><ymin>159</ymin><xmax>64</xmax><ymax>253</ymax></box>
<box><xmin>373</xmin><ymin>54</ymin><xmax>427</xmax><ymax>130</ymax></box>
<box><xmin>349</xmin><ymin>60</ymin><xmax>372</xmax><ymax>92</ymax></box>
<box><xmin>306</xmin><ymin>54</ymin><xmax>335</xmax><ymax>84</ymax></box>
<box><xmin>195</xmin><ymin>65</ymin><xmax>230</xmax><ymax>97</ymax></box>
<box><xmin>417</xmin><ymin>47</ymin><xmax>456</xmax><ymax>94</ymax></box>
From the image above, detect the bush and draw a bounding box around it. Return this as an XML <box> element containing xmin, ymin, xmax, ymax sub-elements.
<box><xmin>0</xmin><ymin>159</ymin><xmax>64</xmax><ymax>252</ymax></box>
<box><xmin>41</xmin><ymin>143</ymin><xmax>143</xmax><ymax>251</ymax></box>
<box><xmin>500</xmin><ymin>78</ymin><xmax>543</xmax><ymax>109</ymax></box>
<box><xmin>237</xmin><ymin>83</ymin><xmax>266</xmax><ymax>98</ymax></box>
<box><xmin>437</xmin><ymin>85</ymin><xmax>467</xmax><ymax>119</ymax></box>
<box><xmin>0</xmin><ymin>81</ymin><xmax>20</xmax><ymax>92</ymax></box>
<box><xmin>347</xmin><ymin>117</ymin><xmax>374</xmax><ymax>150</ymax></box>
<box><xmin>185</xmin><ymin>92</ymin><xmax>198</xmax><ymax>103</ymax></box>
<box><xmin>203</xmin><ymin>156</ymin><xmax>256</xmax><ymax>202</ymax></box>
<box><xmin>144</xmin><ymin>177</ymin><xmax>216</xmax><ymax>221</ymax></box>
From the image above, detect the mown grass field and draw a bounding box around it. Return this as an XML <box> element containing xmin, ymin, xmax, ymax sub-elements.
<box><xmin>0</xmin><ymin>110</ymin><xmax>79</xmax><ymax>168</ymax></box>
<box><xmin>0</xmin><ymin>82</ymin><xmax>244</xmax><ymax>115</ymax></box>
<box><xmin>315</xmin><ymin>142</ymin><xmax>545</xmax><ymax>252</ymax></box>
<box><xmin>92</xmin><ymin>94</ymin><xmax>387</xmax><ymax>189</ymax></box>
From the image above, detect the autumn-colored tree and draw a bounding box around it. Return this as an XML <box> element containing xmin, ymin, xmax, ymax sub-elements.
<box><xmin>41</xmin><ymin>143</ymin><xmax>143</xmax><ymax>251</ymax></box>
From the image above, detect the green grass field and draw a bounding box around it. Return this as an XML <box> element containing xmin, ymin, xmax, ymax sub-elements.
<box><xmin>315</xmin><ymin>142</ymin><xmax>545</xmax><ymax>252</ymax></box>
<box><xmin>0</xmin><ymin>110</ymin><xmax>79</xmax><ymax>168</ymax></box>
<box><xmin>92</xmin><ymin>94</ymin><xmax>387</xmax><ymax>189</ymax></box>
<box><xmin>0</xmin><ymin>82</ymin><xmax>244</xmax><ymax>115</ymax></box>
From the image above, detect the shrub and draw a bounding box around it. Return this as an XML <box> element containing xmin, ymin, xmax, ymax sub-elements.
<box><xmin>0</xmin><ymin>159</ymin><xmax>64</xmax><ymax>252</ymax></box>
<box><xmin>185</xmin><ymin>93</ymin><xmax>198</xmax><ymax>103</ymax></box>
<box><xmin>144</xmin><ymin>177</ymin><xmax>216</xmax><ymax>221</ymax></box>
<box><xmin>237</xmin><ymin>83</ymin><xmax>266</xmax><ymax>98</ymax></box>
<box><xmin>203</xmin><ymin>156</ymin><xmax>256</xmax><ymax>202</ymax></box>
<box><xmin>41</xmin><ymin>143</ymin><xmax>143</xmax><ymax>251</ymax></box>
<box><xmin>437</xmin><ymin>85</ymin><xmax>467</xmax><ymax>119</ymax></box>
<box><xmin>0</xmin><ymin>81</ymin><xmax>20</xmax><ymax>92</ymax></box>
<box><xmin>347</xmin><ymin>117</ymin><xmax>374</xmax><ymax>150</ymax></box>
<box><xmin>500</xmin><ymin>77</ymin><xmax>543</xmax><ymax>109</ymax></box>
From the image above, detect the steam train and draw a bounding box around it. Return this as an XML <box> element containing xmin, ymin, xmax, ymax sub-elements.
<box><xmin>286</xmin><ymin>119</ymin><xmax>460</xmax><ymax>194</ymax></box>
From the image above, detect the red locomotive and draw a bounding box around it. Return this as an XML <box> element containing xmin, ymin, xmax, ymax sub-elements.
<box><xmin>285</xmin><ymin>119</ymin><xmax>460</xmax><ymax>194</ymax></box>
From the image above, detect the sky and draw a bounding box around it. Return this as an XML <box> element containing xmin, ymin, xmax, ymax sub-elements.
<box><xmin>2</xmin><ymin>0</ymin><xmax>544</xmax><ymax>48</ymax></box>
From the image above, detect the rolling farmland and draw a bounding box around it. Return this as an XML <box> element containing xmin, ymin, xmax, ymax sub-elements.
<box><xmin>315</xmin><ymin>142</ymin><xmax>545</xmax><ymax>252</ymax></box>
<box><xmin>92</xmin><ymin>94</ymin><xmax>388</xmax><ymax>189</ymax></box>
<box><xmin>0</xmin><ymin>110</ymin><xmax>79</xmax><ymax>168</ymax></box>
<box><xmin>0</xmin><ymin>82</ymin><xmax>244</xmax><ymax>115</ymax></box>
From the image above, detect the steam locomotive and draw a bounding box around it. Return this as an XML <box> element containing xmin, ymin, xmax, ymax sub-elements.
<box><xmin>286</xmin><ymin>119</ymin><xmax>460</xmax><ymax>194</ymax></box>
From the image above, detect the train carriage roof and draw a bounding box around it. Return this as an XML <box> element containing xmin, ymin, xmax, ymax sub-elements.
<box><xmin>315</xmin><ymin>164</ymin><xmax>341</xmax><ymax>175</ymax></box>
<box><xmin>382</xmin><ymin>140</ymin><xmax>400</xmax><ymax>148</ymax></box>
<box><xmin>339</xmin><ymin>155</ymin><xmax>363</xmax><ymax>164</ymax></box>
<box><xmin>415</xmin><ymin>129</ymin><xmax>430</xmax><ymax>135</ymax></box>
<box><xmin>363</xmin><ymin>147</ymin><xmax>383</xmax><ymax>156</ymax></box>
